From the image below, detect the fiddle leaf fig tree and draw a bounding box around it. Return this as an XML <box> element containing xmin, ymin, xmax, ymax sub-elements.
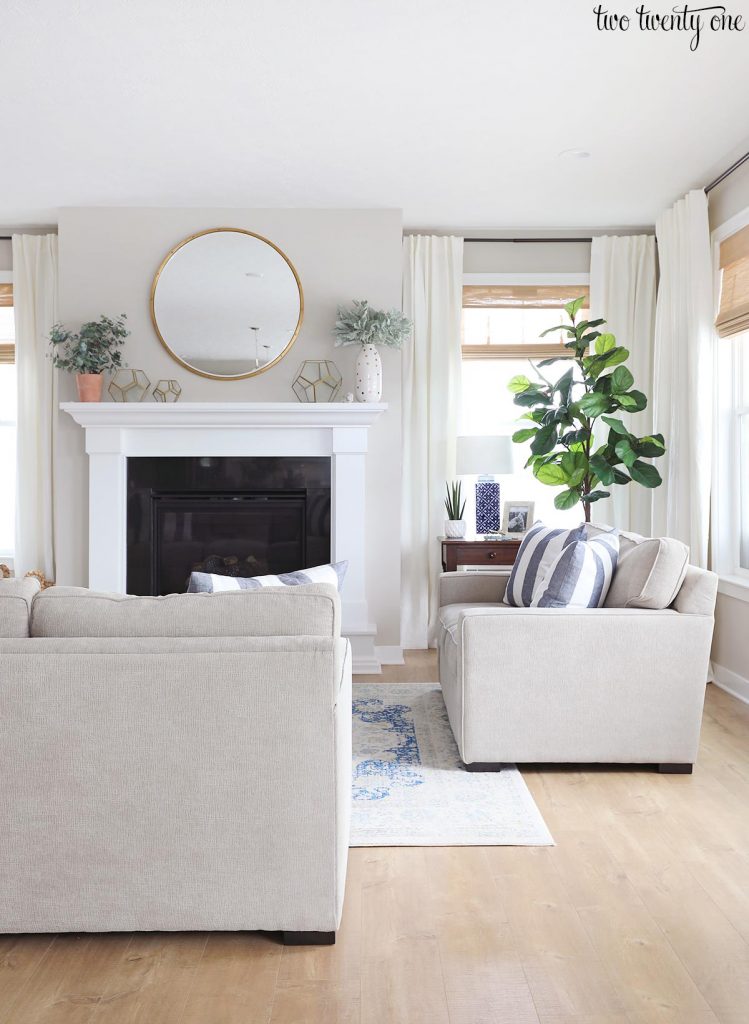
<box><xmin>507</xmin><ymin>297</ymin><xmax>665</xmax><ymax>522</ymax></box>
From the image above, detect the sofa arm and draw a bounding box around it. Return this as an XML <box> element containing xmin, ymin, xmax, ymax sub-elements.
<box><xmin>439</xmin><ymin>571</ymin><xmax>509</xmax><ymax>607</ymax></box>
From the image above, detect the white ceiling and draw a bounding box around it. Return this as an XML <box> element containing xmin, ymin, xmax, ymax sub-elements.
<box><xmin>2</xmin><ymin>0</ymin><xmax>748</xmax><ymax>229</ymax></box>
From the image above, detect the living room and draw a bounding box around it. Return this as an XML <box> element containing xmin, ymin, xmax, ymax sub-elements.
<box><xmin>0</xmin><ymin>2</ymin><xmax>748</xmax><ymax>1022</ymax></box>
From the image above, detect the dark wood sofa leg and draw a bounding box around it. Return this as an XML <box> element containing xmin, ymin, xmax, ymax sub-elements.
<box><xmin>658</xmin><ymin>763</ymin><xmax>693</xmax><ymax>774</ymax></box>
<box><xmin>282</xmin><ymin>931</ymin><xmax>335</xmax><ymax>946</ymax></box>
<box><xmin>463</xmin><ymin>762</ymin><xmax>504</xmax><ymax>772</ymax></box>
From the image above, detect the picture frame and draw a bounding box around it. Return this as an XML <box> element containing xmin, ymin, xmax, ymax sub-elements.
<box><xmin>501</xmin><ymin>500</ymin><xmax>535</xmax><ymax>536</ymax></box>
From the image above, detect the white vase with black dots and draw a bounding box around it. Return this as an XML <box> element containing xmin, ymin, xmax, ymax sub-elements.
<box><xmin>355</xmin><ymin>343</ymin><xmax>382</xmax><ymax>403</ymax></box>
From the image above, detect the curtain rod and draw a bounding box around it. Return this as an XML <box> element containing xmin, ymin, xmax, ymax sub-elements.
<box><xmin>463</xmin><ymin>237</ymin><xmax>592</xmax><ymax>243</ymax></box>
<box><xmin>704</xmin><ymin>151</ymin><xmax>749</xmax><ymax>194</ymax></box>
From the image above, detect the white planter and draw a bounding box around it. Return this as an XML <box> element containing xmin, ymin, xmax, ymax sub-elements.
<box><xmin>355</xmin><ymin>343</ymin><xmax>382</xmax><ymax>403</ymax></box>
<box><xmin>444</xmin><ymin>519</ymin><xmax>466</xmax><ymax>539</ymax></box>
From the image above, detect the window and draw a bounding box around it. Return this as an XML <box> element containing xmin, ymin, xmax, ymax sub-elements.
<box><xmin>0</xmin><ymin>280</ymin><xmax>15</xmax><ymax>564</ymax></box>
<box><xmin>713</xmin><ymin>214</ymin><xmax>749</xmax><ymax>589</ymax></box>
<box><xmin>460</xmin><ymin>276</ymin><xmax>589</xmax><ymax>529</ymax></box>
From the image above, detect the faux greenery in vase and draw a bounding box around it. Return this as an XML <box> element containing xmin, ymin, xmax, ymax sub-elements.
<box><xmin>334</xmin><ymin>299</ymin><xmax>411</xmax><ymax>402</ymax></box>
<box><xmin>508</xmin><ymin>297</ymin><xmax>665</xmax><ymax>522</ymax></box>
<box><xmin>49</xmin><ymin>314</ymin><xmax>129</xmax><ymax>402</ymax></box>
<box><xmin>444</xmin><ymin>480</ymin><xmax>467</xmax><ymax>538</ymax></box>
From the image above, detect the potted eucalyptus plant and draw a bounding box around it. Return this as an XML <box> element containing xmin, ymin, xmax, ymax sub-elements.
<box><xmin>444</xmin><ymin>480</ymin><xmax>467</xmax><ymax>538</ymax></box>
<box><xmin>334</xmin><ymin>299</ymin><xmax>412</xmax><ymax>402</ymax></box>
<box><xmin>508</xmin><ymin>297</ymin><xmax>665</xmax><ymax>521</ymax></box>
<box><xmin>49</xmin><ymin>314</ymin><xmax>129</xmax><ymax>402</ymax></box>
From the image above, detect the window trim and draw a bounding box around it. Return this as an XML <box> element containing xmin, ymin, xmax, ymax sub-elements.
<box><xmin>461</xmin><ymin>272</ymin><xmax>590</xmax><ymax>361</ymax></box>
<box><xmin>712</xmin><ymin>210</ymin><xmax>749</xmax><ymax>594</ymax></box>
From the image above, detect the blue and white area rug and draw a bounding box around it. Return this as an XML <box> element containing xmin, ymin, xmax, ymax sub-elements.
<box><xmin>351</xmin><ymin>683</ymin><xmax>554</xmax><ymax>847</ymax></box>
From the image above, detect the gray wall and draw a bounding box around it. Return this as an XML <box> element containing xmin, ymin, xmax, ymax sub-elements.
<box><xmin>56</xmin><ymin>207</ymin><xmax>403</xmax><ymax>649</ymax></box>
<box><xmin>708</xmin><ymin>168</ymin><xmax>749</xmax><ymax>683</ymax></box>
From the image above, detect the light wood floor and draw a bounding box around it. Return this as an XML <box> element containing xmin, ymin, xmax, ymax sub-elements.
<box><xmin>2</xmin><ymin>652</ymin><xmax>749</xmax><ymax>1024</ymax></box>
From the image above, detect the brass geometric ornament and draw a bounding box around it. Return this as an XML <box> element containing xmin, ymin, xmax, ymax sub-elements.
<box><xmin>292</xmin><ymin>360</ymin><xmax>343</xmax><ymax>402</ymax></box>
<box><xmin>108</xmin><ymin>368</ymin><xmax>151</xmax><ymax>402</ymax></box>
<box><xmin>153</xmin><ymin>379</ymin><xmax>182</xmax><ymax>403</ymax></box>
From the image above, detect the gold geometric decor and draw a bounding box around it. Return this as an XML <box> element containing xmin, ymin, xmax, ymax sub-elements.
<box><xmin>292</xmin><ymin>360</ymin><xmax>343</xmax><ymax>403</ymax></box>
<box><xmin>108</xmin><ymin>368</ymin><xmax>151</xmax><ymax>402</ymax></box>
<box><xmin>152</xmin><ymin>379</ymin><xmax>182</xmax><ymax>403</ymax></box>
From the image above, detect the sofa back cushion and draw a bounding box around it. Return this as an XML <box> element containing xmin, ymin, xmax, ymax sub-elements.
<box><xmin>0</xmin><ymin>577</ymin><xmax>41</xmax><ymax>637</ymax></box>
<box><xmin>587</xmin><ymin>524</ymin><xmax>689</xmax><ymax>609</ymax></box>
<box><xmin>31</xmin><ymin>583</ymin><xmax>341</xmax><ymax>639</ymax></box>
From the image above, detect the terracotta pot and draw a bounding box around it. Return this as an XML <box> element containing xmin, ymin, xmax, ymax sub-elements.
<box><xmin>76</xmin><ymin>373</ymin><xmax>104</xmax><ymax>402</ymax></box>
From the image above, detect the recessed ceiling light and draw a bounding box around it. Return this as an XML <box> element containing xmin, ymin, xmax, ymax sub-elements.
<box><xmin>558</xmin><ymin>148</ymin><xmax>591</xmax><ymax>159</ymax></box>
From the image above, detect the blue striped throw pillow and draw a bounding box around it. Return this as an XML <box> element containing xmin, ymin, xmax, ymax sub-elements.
<box><xmin>530</xmin><ymin>531</ymin><xmax>620</xmax><ymax>608</ymax></box>
<box><xmin>504</xmin><ymin>523</ymin><xmax>586</xmax><ymax>607</ymax></box>
<box><xmin>187</xmin><ymin>560</ymin><xmax>348</xmax><ymax>594</ymax></box>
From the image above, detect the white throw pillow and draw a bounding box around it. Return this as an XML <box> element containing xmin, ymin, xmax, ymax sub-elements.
<box><xmin>530</xmin><ymin>531</ymin><xmax>620</xmax><ymax>608</ymax></box>
<box><xmin>503</xmin><ymin>523</ymin><xmax>586</xmax><ymax>607</ymax></box>
<box><xmin>187</xmin><ymin>560</ymin><xmax>348</xmax><ymax>593</ymax></box>
<box><xmin>586</xmin><ymin>523</ymin><xmax>689</xmax><ymax>609</ymax></box>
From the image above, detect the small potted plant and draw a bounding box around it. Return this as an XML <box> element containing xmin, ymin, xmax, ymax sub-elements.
<box><xmin>444</xmin><ymin>480</ymin><xmax>467</xmax><ymax>539</ymax></box>
<box><xmin>49</xmin><ymin>314</ymin><xmax>129</xmax><ymax>402</ymax></box>
<box><xmin>334</xmin><ymin>299</ymin><xmax>411</xmax><ymax>402</ymax></box>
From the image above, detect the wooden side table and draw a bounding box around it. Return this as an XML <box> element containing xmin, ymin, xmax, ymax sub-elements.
<box><xmin>440</xmin><ymin>537</ymin><xmax>522</xmax><ymax>573</ymax></box>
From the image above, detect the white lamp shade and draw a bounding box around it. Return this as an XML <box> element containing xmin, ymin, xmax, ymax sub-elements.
<box><xmin>456</xmin><ymin>435</ymin><xmax>514</xmax><ymax>475</ymax></box>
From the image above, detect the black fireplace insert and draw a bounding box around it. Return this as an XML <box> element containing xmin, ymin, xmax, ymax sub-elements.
<box><xmin>126</xmin><ymin>456</ymin><xmax>331</xmax><ymax>595</ymax></box>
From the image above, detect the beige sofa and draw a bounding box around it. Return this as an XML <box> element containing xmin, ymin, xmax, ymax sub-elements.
<box><xmin>0</xmin><ymin>579</ymin><xmax>351</xmax><ymax>945</ymax></box>
<box><xmin>438</xmin><ymin>561</ymin><xmax>718</xmax><ymax>772</ymax></box>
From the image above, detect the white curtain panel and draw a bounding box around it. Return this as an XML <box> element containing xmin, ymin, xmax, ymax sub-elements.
<box><xmin>401</xmin><ymin>235</ymin><xmax>464</xmax><ymax>648</ymax></box>
<box><xmin>589</xmin><ymin>234</ymin><xmax>657</xmax><ymax>534</ymax></box>
<box><xmin>651</xmin><ymin>190</ymin><xmax>714</xmax><ymax>567</ymax></box>
<box><xmin>12</xmin><ymin>234</ymin><xmax>59</xmax><ymax>579</ymax></box>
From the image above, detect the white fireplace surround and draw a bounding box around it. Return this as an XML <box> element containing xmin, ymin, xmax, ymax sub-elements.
<box><xmin>61</xmin><ymin>401</ymin><xmax>388</xmax><ymax>673</ymax></box>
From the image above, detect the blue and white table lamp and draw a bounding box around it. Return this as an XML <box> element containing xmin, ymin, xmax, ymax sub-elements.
<box><xmin>456</xmin><ymin>435</ymin><xmax>514</xmax><ymax>535</ymax></box>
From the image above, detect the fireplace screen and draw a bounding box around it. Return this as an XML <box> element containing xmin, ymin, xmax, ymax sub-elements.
<box><xmin>127</xmin><ymin>457</ymin><xmax>330</xmax><ymax>595</ymax></box>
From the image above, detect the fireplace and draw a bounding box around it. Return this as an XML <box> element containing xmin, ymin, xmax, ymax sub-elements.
<box><xmin>127</xmin><ymin>456</ymin><xmax>330</xmax><ymax>595</ymax></box>
<box><xmin>61</xmin><ymin>401</ymin><xmax>387</xmax><ymax>672</ymax></box>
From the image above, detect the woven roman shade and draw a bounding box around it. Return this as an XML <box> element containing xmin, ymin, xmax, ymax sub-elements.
<box><xmin>716</xmin><ymin>225</ymin><xmax>749</xmax><ymax>338</ymax></box>
<box><xmin>0</xmin><ymin>283</ymin><xmax>13</xmax><ymax>364</ymax></box>
<box><xmin>462</xmin><ymin>284</ymin><xmax>590</xmax><ymax>309</ymax></box>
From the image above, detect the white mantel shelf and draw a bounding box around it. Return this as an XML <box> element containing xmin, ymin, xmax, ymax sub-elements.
<box><xmin>61</xmin><ymin>401</ymin><xmax>388</xmax><ymax>429</ymax></box>
<box><xmin>62</xmin><ymin>400</ymin><xmax>388</xmax><ymax>673</ymax></box>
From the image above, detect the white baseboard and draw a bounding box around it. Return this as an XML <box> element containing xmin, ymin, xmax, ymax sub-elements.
<box><xmin>712</xmin><ymin>663</ymin><xmax>749</xmax><ymax>705</ymax></box>
<box><xmin>375</xmin><ymin>646</ymin><xmax>405</xmax><ymax>666</ymax></box>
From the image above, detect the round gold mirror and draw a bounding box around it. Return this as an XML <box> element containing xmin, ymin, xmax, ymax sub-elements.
<box><xmin>150</xmin><ymin>228</ymin><xmax>304</xmax><ymax>380</ymax></box>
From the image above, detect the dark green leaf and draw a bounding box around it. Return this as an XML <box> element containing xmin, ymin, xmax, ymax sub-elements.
<box><xmin>601</xmin><ymin>415</ymin><xmax>629</xmax><ymax>435</ymax></box>
<box><xmin>615</xmin><ymin>390</ymin><xmax>647</xmax><ymax>412</ymax></box>
<box><xmin>581</xmin><ymin>489</ymin><xmax>611</xmax><ymax>503</ymax></box>
<box><xmin>578</xmin><ymin>392</ymin><xmax>611</xmax><ymax>417</ymax></box>
<box><xmin>614</xmin><ymin>438</ymin><xmax>638</xmax><ymax>467</ymax></box>
<box><xmin>530</xmin><ymin>423</ymin><xmax>558</xmax><ymax>456</ymax></box>
<box><xmin>539</xmin><ymin>324</ymin><xmax>577</xmax><ymax>338</ymax></box>
<box><xmin>629</xmin><ymin>460</ymin><xmax>662</xmax><ymax>488</ymax></box>
<box><xmin>589</xmin><ymin>454</ymin><xmax>616</xmax><ymax>485</ymax></box>
<box><xmin>613</xmin><ymin>468</ymin><xmax>631</xmax><ymax>484</ymax></box>
<box><xmin>536</xmin><ymin>355</ymin><xmax>574</xmax><ymax>367</ymax></box>
<box><xmin>514</xmin><ymin>390</ymin><xmax>551</xmax><ymax>407</ymax></box>
<box><xmin>634</xmin><ymin>433</ymin><xmax>666</xmax><ymax>457</ymax></box>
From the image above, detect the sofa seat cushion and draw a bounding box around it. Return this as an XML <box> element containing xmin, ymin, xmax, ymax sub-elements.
<box><xmin>588</xmin><ymin>524</ymin><xmax>689</xmax><ymax>609</ymax></box>
<box><xmin>31</xmin><ymin>584</ymin><xmax>341</xmax><ymax>639</ymax></box>
<box><xmin>0</xmin><ymin>577</ymin><xmax>41</xmax><ymax>637</ymax></box>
